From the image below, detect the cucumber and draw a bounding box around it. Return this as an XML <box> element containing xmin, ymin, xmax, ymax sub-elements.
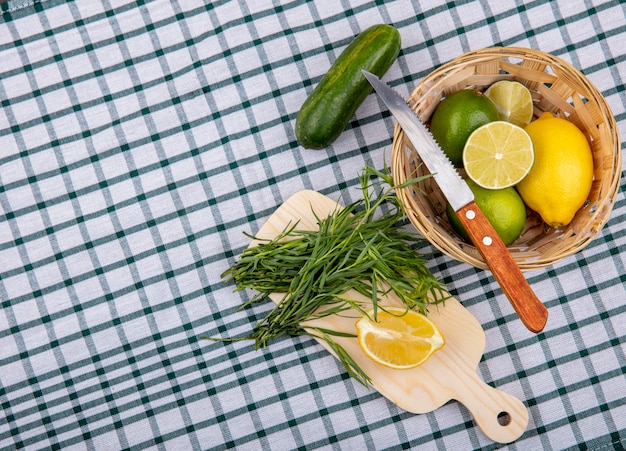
<box><xmin>295</xmin><ymin>24</ymin><xmax>401</xmax><ymax>149</ymax></box>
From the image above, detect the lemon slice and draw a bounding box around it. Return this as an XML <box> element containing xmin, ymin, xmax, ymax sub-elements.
<box><xmin>463</xmin><ymin>121</ymin><xmax>535</xmax><ymax>189</ymax></box>
<box><xmin>355</xmin><ymin>307</ymin><xmax>445</xmax><ymax>369</ymax></box>
<box><xmin>484</xmin><ymin>80</ymin><xmax>534</xmax><ymax>127</ymax></box>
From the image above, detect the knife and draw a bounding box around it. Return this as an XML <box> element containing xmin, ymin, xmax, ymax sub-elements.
<box><xmin>362</xmin><ymin>70</ymin><xmax>548</xmax><ymax>333</ymax></box>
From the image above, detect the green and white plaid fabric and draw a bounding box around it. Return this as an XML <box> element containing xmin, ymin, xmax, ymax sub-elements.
<box><xmin>1</xmin><ymin>0</ymin><xmax>625</xmax><ymax>449</ymax></box>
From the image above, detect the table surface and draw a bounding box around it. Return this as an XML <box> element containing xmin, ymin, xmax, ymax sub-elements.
<box><xmin>1</xmin><ymin>1</ymin><xmax>625</xmax><ymax>450</ymax></box>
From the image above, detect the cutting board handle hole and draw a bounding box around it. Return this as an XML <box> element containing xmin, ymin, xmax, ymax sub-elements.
<box><xmin>497</xmin><ymin>411</ymin><xmax>512</xmax><ymax>426</ymax></box>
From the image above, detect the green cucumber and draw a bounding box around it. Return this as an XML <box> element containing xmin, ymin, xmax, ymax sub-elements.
<box><xmin>295</xmin><ymin>24</ymin><xmax>401</xmax><ymax>149</ymax></box>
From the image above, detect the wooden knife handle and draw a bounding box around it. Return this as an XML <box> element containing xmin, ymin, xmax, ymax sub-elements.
<box><xmin>456</xmin><ymin>201</ymin><xmax>548</xmax><ymax>333</ymax></box>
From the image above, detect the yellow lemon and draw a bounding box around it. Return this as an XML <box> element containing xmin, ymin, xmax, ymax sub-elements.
<box><xmin>355</xmin><ymin>307</ymin><xmax>444</xmax><ymax>369</ymax></box>
<box><xmin>516</xmin><ymin>112</ymin><xmax>593</xmax><ymax>227</ymax></box>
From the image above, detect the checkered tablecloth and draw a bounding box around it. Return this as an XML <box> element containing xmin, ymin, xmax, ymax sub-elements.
<box><xmin>1</xmin><ymin>0</ymin><xmax>625</xmax><ymax>449</ymax></box>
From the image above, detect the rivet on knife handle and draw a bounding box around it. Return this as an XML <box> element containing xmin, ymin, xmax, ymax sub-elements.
<box><xmin>456</xmin><ymin>201</ymin><xmax>548</xmax><ymax>333</ymax></box>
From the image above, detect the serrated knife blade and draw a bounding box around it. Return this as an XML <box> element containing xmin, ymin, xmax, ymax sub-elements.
<box><xmin>363</xmin><ymin>70</ymin><xmax>548</xmax><ymax>333</ymax></box>
<box><xmin>362</xmin><ymin>71</ymin><xmax>473</xmax><ymax>211</ymax></box>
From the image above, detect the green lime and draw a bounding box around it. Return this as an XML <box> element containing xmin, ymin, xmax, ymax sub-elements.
<box><xmin>446</xmin><ymin>179</ymin><xmax>527</xmax><ymax>245</ymax></box>
<box><xmin>429</xmin><ymin>89</ymin><xmax>499</xmax><ymax>167</ymax></box>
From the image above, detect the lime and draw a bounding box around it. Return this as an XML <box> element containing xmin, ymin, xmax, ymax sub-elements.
<box><xmin>517</xmin><ymin>111</ymin><xmax>593</xmax><ymax>227</ymax></box>
<box><xmin>446</xmin><ymin>179</ymin><xmax>527</xmax><ymax>246</ymax></box>
<box><xmin>429</xmin><ymin>89</ymin><xmax>499</xmax><ymax>167</ymax></box>
<box><xmin>462</xmin><ymin>121</ymin><xmax>534</xmax><ymax>189</ymax></box>
<box><xmin>484</xmin><ymin>80</ymin><xmax>534</xmax><ymax>127</ymax></box>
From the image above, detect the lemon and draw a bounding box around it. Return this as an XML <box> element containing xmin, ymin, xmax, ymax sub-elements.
<box><xmin>517</xmin><ymin>112</ymin><xmax>593</xmax><ymax>227</ymax></box>
<box><xmin>429</xmin><ymin>89</ymin><xmax>499</xmax><ymax>167</ymax></box>
<box><xmin>446</xmin><ymin>178</ymin><xmax>527</xmax><ymax>245</ymax></box>
<box><xmin>355</xmin><ymin>307</ymin><xmax>445</xmax><ymax>370</ymax></box>
<box><xmin>462</xmin><ymin>121</ymin><xmax>535</xmax><ymax>189</ymax></box>
<box><xmin>484</xmin><ymin>80</ymin><xmax>534</xmax><ymax>127</ymax></box>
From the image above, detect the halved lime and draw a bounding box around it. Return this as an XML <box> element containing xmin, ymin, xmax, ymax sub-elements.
<box><xmin>484</xmin><ymin>80</ymin><xmax>534</xmax><ymax>128</ymax></box>
<box><xmin>463</xmin><ymin>121</ymin><xmax>534</xmax><ymax>189</ymax></box>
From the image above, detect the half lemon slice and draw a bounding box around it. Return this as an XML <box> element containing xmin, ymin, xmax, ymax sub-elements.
<box><xmin>463</xmin><ymin>121</ymin><xmax>535</xmax><ymax>189</ymax></box>
<box><xmin>355</xmin><ymin>307</ymin><xmax>445</xmax><ymax>370</ymax></box>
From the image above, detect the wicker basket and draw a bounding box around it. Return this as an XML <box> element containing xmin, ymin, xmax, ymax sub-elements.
<box><xmin>392</xmin><ymin>47</ymin><xmax>621</xmax><ymax>271</ymax></box>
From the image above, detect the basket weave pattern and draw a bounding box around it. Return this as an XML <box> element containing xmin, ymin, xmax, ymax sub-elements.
<box><xmin>392</xmin><ymin>47</ymin><xmax>621</xmax><ymax>271</ymax></box>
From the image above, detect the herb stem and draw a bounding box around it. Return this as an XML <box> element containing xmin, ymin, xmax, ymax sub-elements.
<box><xmin>217</xmin><ymin>164</ymin><xmax>448</xmax><ymax>386</ymax></box>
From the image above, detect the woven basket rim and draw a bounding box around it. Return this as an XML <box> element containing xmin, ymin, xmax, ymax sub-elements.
<box><xmin>392</xmin><ymin>46</ymin><xmax>622</xmax><ymax>271</ymax></box>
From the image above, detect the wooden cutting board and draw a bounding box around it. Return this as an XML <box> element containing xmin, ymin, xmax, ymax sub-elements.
<box><xmin>252</xmin><ymin>190</ymin><xmax>529</xmax><ymax>443</ymax></box>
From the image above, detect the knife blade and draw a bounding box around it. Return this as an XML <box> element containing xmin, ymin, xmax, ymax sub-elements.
<box><xmin>363</xmin><ymin>70</ymin><xmax>548</xmax><ymax>333</ymax></box>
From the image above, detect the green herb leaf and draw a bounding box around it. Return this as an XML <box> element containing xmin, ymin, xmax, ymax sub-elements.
<box><xmin>216</xmin><ymin>163</ymin><xmax>448</xmax><ymax>386</ymax></box>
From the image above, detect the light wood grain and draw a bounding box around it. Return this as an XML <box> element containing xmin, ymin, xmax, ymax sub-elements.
<box><xmin>252</xmin><ymin>190</ymin><xmax>528</xmax><ymax>443</ymax></box>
